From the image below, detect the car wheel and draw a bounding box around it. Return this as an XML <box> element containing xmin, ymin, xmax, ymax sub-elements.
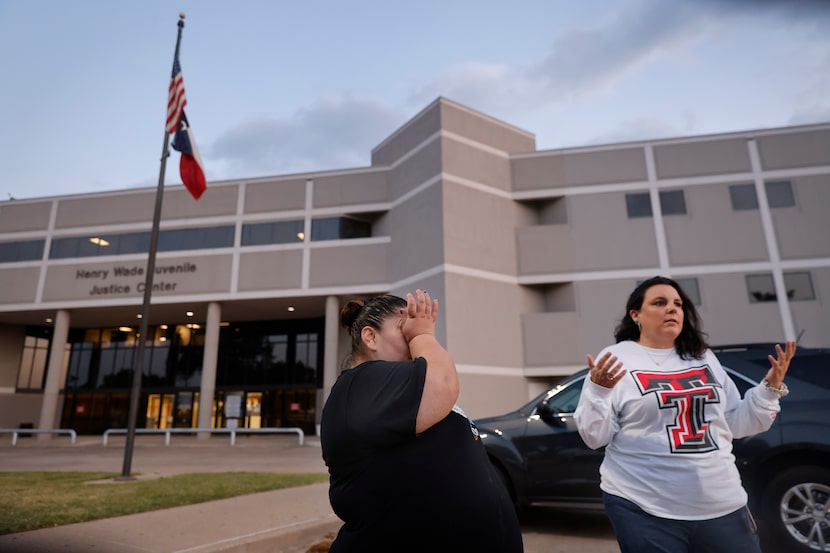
<box><xmin>762</xmin><ymin>466</ymin><xmax>830</xmax><ymax>552</ymax></box>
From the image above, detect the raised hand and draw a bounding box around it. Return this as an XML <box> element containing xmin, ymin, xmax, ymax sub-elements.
<box><xmin>764</xmin><ymin>340</ymin><xmax>797</xmax><ymax>389</ymax></box>
<box><xmin>401</xmin><ymin>289</ymin><xmax>438</xmax><ymax>344</ymax></box>
<box><xmin>588</xmin><ymin>352</ymin><xmax>626</xmax><ymax>389</ymax></box>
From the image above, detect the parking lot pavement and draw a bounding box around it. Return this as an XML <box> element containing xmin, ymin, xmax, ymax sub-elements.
<box><xmin>0</xmin><ymin>435</ymin><xmax>621</xmax><ymax>553</ymax></box>
<box><xmin>521</xmin><ymin>508</ymin><xmax>620</xmax><ymax>553</ymax></box>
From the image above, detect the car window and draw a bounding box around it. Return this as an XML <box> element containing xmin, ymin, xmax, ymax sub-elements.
<box><xmin>540</xmin><ymin>378</ymin><xmax>584</xmax><ymax>414</ymax></box>
<box><xmin>724</xmin><ymin>366</ymin><xmax>755</xmax><ymax>397</ymax></box>
<box><xmin>785</xmin><ymin>355</ymin><xmax>830</xmax><ymax>389</ymax></box>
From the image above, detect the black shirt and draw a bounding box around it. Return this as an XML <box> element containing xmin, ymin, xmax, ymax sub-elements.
<box><xmin>321</xmin><ymin>358</ymin><xmax>523</xmax><ymax>552</ymax></box>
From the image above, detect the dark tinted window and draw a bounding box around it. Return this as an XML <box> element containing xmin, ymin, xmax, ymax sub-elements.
<box><xmin>114</xmin><ymin>231</ymin><xmax>151</xmax><ymax>254</ymax></box>
<box><xmin>659</xmin><ymin>190</ymin><xmax>686</xmax><ymax>215</ymax></box>
<box><xmin>765</xmin><ymin>181</ymin><xmax>795</xmax><ymax>208</ymax></box>
<box><xmin>746</xmin><ymin>272</ymin><xmax>816</xmax><ymax>303</ymax></box>
<box><xmin>0</xmin><ymin>239</ymin><xmax>45</xmax><ymax>262</ymax></box>
<box><xmin>785</xmin><ymin>354</ymin><xmax>830</xmax><ymax>390</ymax></box>
<box><xmin>717</xmin><ymin>348</ymin><xmax>830</xmax><ymax>398</ymax></box>
<box><xmin>50</xmin><ymin>226</ymin><xmax>234</xmax><ymax>259</ymax></box>
<box><xmin>158</xmin><ymin>226</ymin><xmax>234</xmax><ymax>251</ymax></box>
<box><xmin>625</xmin><ymin>193</ymin><xmax>652</xmax><ymax>218</ymax></box>
<box><xmin>542</xmin><ymin>379</ymin><xmax>584</xmax><ymax>414</ymax></box>
<box><xmin>311</xmin><ymin>217</ymin><xmax>371</xmax><ymax>241</ymax></box>
<box><xmin>723</xmin><ymin>367</ymin><xmax>755</xmax><ymax>396</ymax></box>
<box><xmin>730</xmin><ymin>184</ymin><xmax>758</xmax><ymax>211</ymax></box>
<box><xmin>242</xmin><ymin>220</ymin><xmax>305</xmax><ymax>246</ymax></box>
<box><xmin>625</xmin><ymin>191</ymin><xmax>687</xmax><ymax>218</ymax></box>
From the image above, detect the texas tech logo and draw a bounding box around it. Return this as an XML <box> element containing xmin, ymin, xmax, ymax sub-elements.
<box><xmin>632</xmin><ymin>366</ymin><xmax>721</xmax><ymax>453</ymax></box>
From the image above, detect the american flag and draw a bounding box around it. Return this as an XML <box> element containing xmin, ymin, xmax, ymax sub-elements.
<box><xmin>166</xmin><ymin>55</ymin><xmax>187</xmax><ymax>134</ymax></box>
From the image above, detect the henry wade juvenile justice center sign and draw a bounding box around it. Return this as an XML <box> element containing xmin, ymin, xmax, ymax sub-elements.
<box><xmin>40</xmin><ymin>254</ymin><xmax>233</xmax><ymax>302</ymax></box>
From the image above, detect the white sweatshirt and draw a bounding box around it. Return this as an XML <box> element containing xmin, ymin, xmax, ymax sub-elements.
<box><xmin>574</xmin><ymin>340</ymin><xmax>781</xmax><ymax>520</ymax></box>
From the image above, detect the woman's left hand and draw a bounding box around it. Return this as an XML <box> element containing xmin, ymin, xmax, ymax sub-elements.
<box><xmin>764</xmin><ymin>340</ymin><xmax>797</xmax><ymax>389</ymax></box>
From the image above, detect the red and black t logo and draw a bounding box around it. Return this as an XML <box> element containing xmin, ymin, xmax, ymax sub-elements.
<box><xmin>631</xmin><ymin>366</ymin><xmax>721</xmax><ymax>454</ymax></box>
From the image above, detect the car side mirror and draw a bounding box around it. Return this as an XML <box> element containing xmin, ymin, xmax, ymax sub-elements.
<box><xmin>537</xmin><ymin>403</ymin><xmax>565</xmax><ymax>426</ymax></box>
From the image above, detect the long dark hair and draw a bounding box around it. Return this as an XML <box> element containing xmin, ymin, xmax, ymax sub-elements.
<box><xmin>340</xmin><ymin>294</ymin><xmax>407</xmax><ymax>357</ymax></box>
<box><xmin>614</xmin><ymin>276</ymin><xmax>708</xmax><ymax>359</ymax></box>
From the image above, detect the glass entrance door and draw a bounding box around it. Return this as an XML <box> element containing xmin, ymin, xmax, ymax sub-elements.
<box><xmin>146</xmin><ymin>393</ymin><xmax>175</xmax><ymax>428</ymax></box>
<box><xmin>174</xmin><ymin>391</ymin><xmax>199</xmax><ymax>428</ymax></box>
<box><xmin>245</xmin><ymin>392</ymin><xmax>262</xmax><ymax>428</ymax></box>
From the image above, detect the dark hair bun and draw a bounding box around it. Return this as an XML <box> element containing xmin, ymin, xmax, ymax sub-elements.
<box><xmin>340</xmin><ymin>300</ymin><xmax>365</xmax><ymax>329</ymax></box>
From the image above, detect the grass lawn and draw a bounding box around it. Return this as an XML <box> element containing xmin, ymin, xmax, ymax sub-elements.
<box><xmin>0</xmin><ymin>471</ymin><xmax>328</xmax><ymax>535</ymax></box>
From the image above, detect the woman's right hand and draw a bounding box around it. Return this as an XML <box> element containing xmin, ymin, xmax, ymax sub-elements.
<box><xmin>401</xmin><ymin>289</ymin><xmax>437</xmax><ymax>344</ymax></box>
<box><xmin>588</xmin><ymin>352</ymin><xmax>626</xmax><ymax>388</ymax></box>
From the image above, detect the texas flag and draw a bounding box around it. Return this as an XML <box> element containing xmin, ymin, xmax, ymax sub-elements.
<box><xmin>166</xmin><ymin>52</ymin><xmax>205</xmax><ymax>200</ymax></box>
<box><xmin>171</xmin><ymin>112</ymin><xmax>206</xmax><ymax>200</ymax></box>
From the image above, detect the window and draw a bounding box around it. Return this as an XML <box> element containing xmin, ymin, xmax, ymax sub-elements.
<box><xmin>539</xmin><ymin>379</ymin><xmax>583</xmax><ymax>415</ymax></box>
<box><xmin>0</xmin><ymin>240</ymin><xmax>45</xmax><ymax>263</ymax></box>
<box><xmin>17</xmin><ymin>333</ymin><xmax>51</xmax><ymax>390</ymax></box>
<box><xmin>730</xmin><ymin>182</ymin><xmax>795</xmax><ymax>211</ymax></box>
<box><xmin>660</xmin><ymin>190</ymin><xmax>687</xmax><ymax>215</ymax></box>
<box><xmin>311</xmin><ymin>217</ymin><xmax>371</xmax><ymax>241</ymax></box>
<box><xmin>294</xmin><ymin>333</ymin><xmax>319</xmax><ymax>385</ymax></box>
<box><xmin>729</xmin><ymin>184</ymin><xmax>758</xmax><ymax>211</ymax></box>
<box><xmin>765</xmin><ymin>181</ymin><xmax>795</xmax><ymax>208</ymax></box>
<box><xmin>625</xmin><ymin>193</ymin><xmax>652</xmax><ymax>218</ymax></box>
<box><xmin>50</xmin><ymin>226</ymin><xmax>235</xmax><ymax>259</ymax></box>
<box><xmin>675</xmin><ymin>277</ymin><xmax>702</xmax><ymax>306</ymax></box>
<box><xmin>626</xmin><ymin>191</ymin><xmax>686</xmax><ymax>218</ymax></box>
<box><xmin>241</xmin><ymin>220</ymin><xmax>305</xmax><ymax>246</ymax></box>
<box><xmin>158</xmin><ymin>226</ymin><xmax>234</xmax><ymax>252</ymax></box>
<box><xmin>746</xmin><ymin>272</ymin><xmax>815</xmax><ymax>303</ymax></box>
<box><xmin>783</xmin><ymin>272</ymin><xmax>815</xmax><ymax>301</ymax></box>
<box><xmin>217</xmin><ymin>319</ymin><xmax>324</xmax><ymax>387</ymax></box>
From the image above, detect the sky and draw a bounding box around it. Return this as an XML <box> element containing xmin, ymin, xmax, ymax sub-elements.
<box><xmin>1</xmin><ymin>0</ymin><xmax>829</xmax><ymax>201</ymax></box>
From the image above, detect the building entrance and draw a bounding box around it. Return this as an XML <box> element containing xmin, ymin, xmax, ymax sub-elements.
<box><xmin>59</xmin><ymin>318</ymin><xmax>324</xmax><ymax>434</ymax></box>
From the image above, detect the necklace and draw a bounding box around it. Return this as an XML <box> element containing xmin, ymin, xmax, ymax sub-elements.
<box><xmin>640</xmin><ymin>344</ymin><xmax>674</xmax><ymax>366</ymax></box>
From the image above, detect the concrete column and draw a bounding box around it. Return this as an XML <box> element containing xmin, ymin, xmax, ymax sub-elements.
<box><xmin>319</xmin><ymin>295</ymin><xmax>340</xmax><ymax>433</ymax></box>
<box><xmin>38</xmin><ymin>309</ymin><xmax>70</xmax><ymax>438</ymax></box>
<box><xmin>197</xmin><ymin>302</ymin><xmax>221</xmax><ymax>439</ymax></box>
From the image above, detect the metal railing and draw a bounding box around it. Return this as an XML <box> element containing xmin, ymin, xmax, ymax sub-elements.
<box><xmin>102</xmin><ymin>427</ymin><xmax>305</xmax><ymax>447</ymax></box>
<box><xmin>0</xmin><ymin>428</ymin><xmax>78</xmax><ymax>446</ymax></box>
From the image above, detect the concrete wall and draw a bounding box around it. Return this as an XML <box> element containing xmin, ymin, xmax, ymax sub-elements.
<box><xmin>774</xmin><ymin>174</ymin><xmax>830</xmax><ymax>259</ymax></box>
<box><xmin>0</xmin><ymin>267</ymin><xmax>40</xmax><ymax>304</ymax></box>
<box><xmin>757</xmin><ymin>129</ymin><xmax>830</xmax><ymax>170</ymax></box>
<box><xmin>54</xmin><ymin>186</ymin><xmax>238</xmax><ymax>228</ymax></box>
<box><xmin>664</xmin><ymin>183</ymin><xmax>768</xmax><ymax>265</ymax></box>
<box><xmin>244</xmin><ymin>178</ymin><xmax>306</xmax><ymax>213</ymax></box>
<box><xmin>512</xmin><ymin>147</ymin><xmax>647</xmax><ymax>192</ymax></box>
<box><xmin>0</xmin><ymin>201</ymin><xmax>51</xmax><ymax>232</ymax></box>
<box><xmin>653</xmin><ymin>138</ymin><xmax>751</xmax><ymax>178</ymax></box>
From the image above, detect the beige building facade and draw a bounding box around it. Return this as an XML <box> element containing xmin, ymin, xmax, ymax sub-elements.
<box><xmin>1</xmin><ymin>97</ymin><xmax>828</xmax><ymax>435</ymax></box>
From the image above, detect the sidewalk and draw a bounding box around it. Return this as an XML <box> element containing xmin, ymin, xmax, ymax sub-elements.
<box><xmin>0</xmin><ymin>435</ymin><xmax>620</xmax><ymax>553</ymax></box>
<box><xmin>0</xmin><ymin>434</ymin><xmax>339</xmax><ymax>553</ymax></box>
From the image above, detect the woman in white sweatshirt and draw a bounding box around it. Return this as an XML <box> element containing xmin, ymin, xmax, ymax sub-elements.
<box><xmin>574</xmin><ymin>276</ymin><xmax>796</xmax><ymax>553</ymax></box>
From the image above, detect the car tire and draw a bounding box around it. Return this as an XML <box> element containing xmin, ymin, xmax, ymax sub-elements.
<box><xmin>761</xmin><ymin>465</ymin><xmax>830</xmax><ymax>552</ymax></box>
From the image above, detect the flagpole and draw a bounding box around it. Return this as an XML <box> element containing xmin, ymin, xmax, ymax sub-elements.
<box><xmin>119</xmin><ymin>13</ymin><xmax>186</xmax><ymax>479</ymax></box>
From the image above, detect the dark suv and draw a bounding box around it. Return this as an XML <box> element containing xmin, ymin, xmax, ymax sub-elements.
<box><xmin>477</xmin><ymin>344</ymin><xmax>830</xmax><ymax>552</ymax></box>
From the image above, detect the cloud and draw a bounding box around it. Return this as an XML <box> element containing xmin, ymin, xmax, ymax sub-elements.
<box><xmin>789</xmin><ymin>78</ymin><xmax>830</xmax><ymax>126</ymax></box>
<box><xmin>408</xmin><ymin>0</ymin><xmax>830</xmax><ymax>120</ymax></box>
<box><xmin>206</xmin><ymin>0</ymin><xmax>830</xmax><ymax>180</ymax></box>
<box><xmin>408</xmin><ymin>0</ymin><xmax>706</xmax><ymax>114</ymax></box>
<box><xmin>207</xmin><ymin>95</ymin><xmax>408</xmax><ymax>179</ymax></box>
<box><xmin>693</xmin><ymin>0</ymin><xmax>830</xmax><ymax>21</ymax></box>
